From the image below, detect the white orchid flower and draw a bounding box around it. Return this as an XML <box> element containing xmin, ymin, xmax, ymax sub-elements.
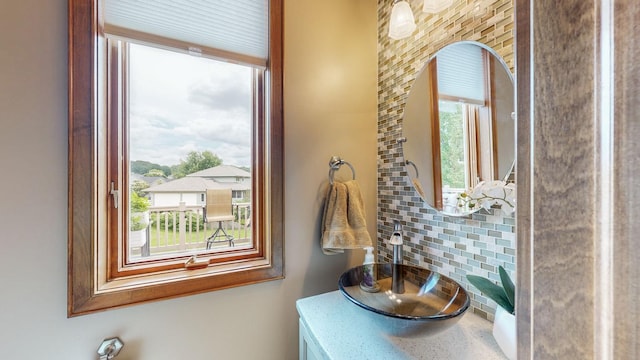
<box><xmin>457</xmin><ymin>180</ymin><xmax>516</xmax><ymax>215</ymax></box>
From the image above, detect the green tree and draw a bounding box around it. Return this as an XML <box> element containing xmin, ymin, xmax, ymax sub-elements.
<box><xmin>131</xmin><ymin>160</ymin><xmax>171</xmax><ymax>176</ymax></box>
<box><xmin>144</xmin><ymin>169</ymin><xmax>167</xmax><ymax>177</ymax></box>
<box><xmin>129</xmin><ymin>191</ymin><xmax>150</xmax><ymax>231</ymax></box>
<box><xmin>131</xmin><ymin>180</ymin><xmax>150</xmax><ymax>197</ymax></box>
<box><xmin>130</xmin><ymin>191</ymin><xmax>150</xmax><ymax>213</ymax></box>
<box><xmin>172</xmin><ymin>150</ymin><xmax>223</xmax><ymax>178</ymax></box>
<box><xmin>439</xmin><ymin>102</ymin><xmax>465</xmax><ymax>189</ymax></box>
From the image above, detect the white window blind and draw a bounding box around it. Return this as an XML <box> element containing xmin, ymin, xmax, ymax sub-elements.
<box><xmin>436</xmin><ymin>44</ymin><xmax>485</xmax><ymax>103</ymax></box>
<box><xmin>105</xmin><ymin>0</ymin><xmax>268</xmax><ymax>66</ymax></box>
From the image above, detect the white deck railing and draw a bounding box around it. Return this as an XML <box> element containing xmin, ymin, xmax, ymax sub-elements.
<box><xmin>137</xmin><ymin>202</ymin><xmax>251</xmax><ymax>257</ymax></box>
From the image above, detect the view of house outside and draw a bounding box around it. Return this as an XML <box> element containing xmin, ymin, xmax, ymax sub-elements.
<box><xmin>125</xmin><ymin>42</ymin><xmax>254</xmax><ymax>258</ymax></box>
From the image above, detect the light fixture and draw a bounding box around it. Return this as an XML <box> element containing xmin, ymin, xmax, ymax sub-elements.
<box><xmin>422</xmin><ymin>0</ymin><xmax>454</xmax><ymax>13</ymax></box>
<box><xmin>388</xmin><ymin>0</ymin><xmax>416</xmax><ymax>40</ymax></box>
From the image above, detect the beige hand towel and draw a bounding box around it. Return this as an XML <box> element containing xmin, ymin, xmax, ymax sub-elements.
<box><xmin>321</xmin><ymin>180</ymin><xmax>372</xmax><ymax>255</ymax></box>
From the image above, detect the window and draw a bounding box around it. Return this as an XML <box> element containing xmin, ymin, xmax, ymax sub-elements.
<box><xmin>438</xmin><ymin>100</ymin><xmax>466</xmax><ymax>190</ymax></box>
<box><xmin>429</xmin><ymin>44</ymin><xmax>496</xmax><ymax>212</ymax></box>
<box><xmin>110</xmin><ymin>39</ymin><xmax>259</xmax><ymax>268</ymax></box>
<box><xmin>232</xmin><ymin>190</ymin><xmax>244</xmax><ymax>200</ymax></box>
<box><xmin>68</xmin><ymin>0</ymin><xmax>283</xmax><ymax>316</ymax></box>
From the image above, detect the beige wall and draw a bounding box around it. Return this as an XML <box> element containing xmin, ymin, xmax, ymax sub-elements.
<box><xmin>0</xmin><ymin>0</ymin><xmax>377</xmax><ymax>359</ymax></box>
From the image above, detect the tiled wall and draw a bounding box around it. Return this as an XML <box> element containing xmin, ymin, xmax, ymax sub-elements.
<box><xmin>377</xmin><ymin>0</ymin><xmax>515</xmax><ymax>320</ymax></box>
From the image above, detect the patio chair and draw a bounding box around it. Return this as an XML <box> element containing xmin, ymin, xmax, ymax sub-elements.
<box><xmin>204</xmin><ymin>189</ymin><xmax>235</xmax><ymax>249</ymax></box>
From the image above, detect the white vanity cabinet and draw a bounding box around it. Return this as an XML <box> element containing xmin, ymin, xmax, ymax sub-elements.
<box><xmin>296</xmin><ymin>291</ymin><xmax>507</xmax><ymax>360</ymax></box>
<box><xmin>299</xmin><ymin>318</ymin><xmax>325</xmax><ymax>360</ymax></box>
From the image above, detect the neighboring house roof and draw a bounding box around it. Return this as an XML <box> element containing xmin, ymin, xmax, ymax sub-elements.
<box><xmin>145</xmin><ymin>176</ymin><xmax>250</xmax><ymax>193</ymax></box>
<box><xmin>130</xmin><ymin>173</ymin><xmax>166</xmax><ymax>186</ymax></box>
<box><xmin>187</xmin><ymin>164</ymin><xmax>251</xmax><ymax>178</ymax></box>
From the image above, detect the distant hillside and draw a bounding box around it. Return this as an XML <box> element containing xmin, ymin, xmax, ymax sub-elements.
<box><xmin>131</xmin><ymin>160</ymin><xmax>171</xmax><ymax>177</ymax></box>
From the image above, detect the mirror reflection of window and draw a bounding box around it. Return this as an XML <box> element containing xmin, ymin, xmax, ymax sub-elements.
<box><xmin>435</xmin><ymin>43</ymin><xmax>497</xmax><ymax>209</ymax></box>
<box><xmin>438</xmin><ymin>100</ymin><xmax>465</xmax><ymax>190</ymax></box>
<box><xmin>436</xmin><ymin>44</ymin><xmax>486</xmax><ymax>104</ymax></box>
<box><xmin>401</xmin><ymin>41</ymin><xmax>514</xmax><ymax>217</ymax></box>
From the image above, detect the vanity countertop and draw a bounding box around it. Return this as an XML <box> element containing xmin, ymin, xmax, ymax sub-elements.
<box><xmin>296</xmin><ymin>290</ymin><xmax>507</xmax><ymax>360</ymax></box>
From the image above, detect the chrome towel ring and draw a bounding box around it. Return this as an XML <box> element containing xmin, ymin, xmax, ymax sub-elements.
<box><xmin>328</xmin><ymin>156</ymin><xmax>356</xmax><ymax>185</ymax></box>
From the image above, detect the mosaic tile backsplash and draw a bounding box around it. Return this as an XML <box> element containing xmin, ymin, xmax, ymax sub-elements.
<box><xmin>376</xmin><ymin>0</ymin><xmax>515</xmax><ymax>320</ymax></box>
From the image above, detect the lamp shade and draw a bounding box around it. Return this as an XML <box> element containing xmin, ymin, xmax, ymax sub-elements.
<box><xmin>388</xmin><ymin>1</ymin><xmax>416</xmax><ymax>40</ymax></box>
<box><xmin>423</xmin><ymin>0</ymin><xmax>454</xmax><ymax>13</ymax></box>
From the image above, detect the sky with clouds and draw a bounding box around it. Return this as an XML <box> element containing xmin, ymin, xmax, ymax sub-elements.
<box><xmin>129</xmin><ymin>43</ymin><xmax>252</xmax><ymax>168</ymax></box>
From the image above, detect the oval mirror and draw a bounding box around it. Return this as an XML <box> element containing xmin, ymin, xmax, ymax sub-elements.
<box><xmin>401</xmin><ymin>41</ymin><xmax>514</xmax><ymax>216</ymax></box>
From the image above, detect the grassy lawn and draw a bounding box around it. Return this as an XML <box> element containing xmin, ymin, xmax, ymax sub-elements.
<box><xmin>148</xmin><ymin>228</ymin><xmax>250</xmax><ymax>247</ymax></box>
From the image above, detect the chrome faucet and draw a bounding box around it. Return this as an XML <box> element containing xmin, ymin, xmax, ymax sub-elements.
<box><xmin>390</xmin><ymin>220</ymin><xmax>403</xmax><ymax>265</ymax></box>
<box><xmin>389</xmin><ymin>220</ymin><xmax>405</xmax><ymax>294</ymax></box>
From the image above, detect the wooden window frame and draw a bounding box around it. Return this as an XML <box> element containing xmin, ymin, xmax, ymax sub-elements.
<box><xmin>432</xmin><ymin>48</ymin><xmax>498</xmax><ymax>198</ymax></box>
<box><xmin>68</xmin><ymin>0</ymin><xmax>284</xmax><ymax>317</ymax></box>
<box><xmin>106</xmin><ymin>38</ymin><xmax>265</xmax><ymax>276</ymax></box>
<box><xmin>427</xmin><ymin>58</ymin><xmax>443</xmax><ymax>210</ymax></box>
